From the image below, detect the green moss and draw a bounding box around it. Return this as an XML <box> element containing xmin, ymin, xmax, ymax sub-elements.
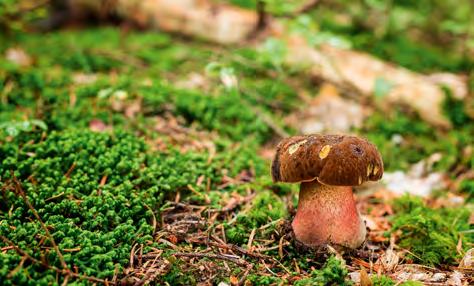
<box><xmin>390</xmin><ymin>195</ymin><xmax>472</xmax><ymax>266</ymax></box>
<box><xmin>226</xmin><ymin>190</ymin><xmax>287</xmax><ymax>244</ymax></box>
<box><xmin>174</xmin><ymin>89</ymin><xmax>272</xmax><ymax>143</ymax></box>
<box><xmin>163</xmin><ymin>261</ymin><xmax>197</xmax><ymax>285</ymax></box>
<box><xmin>294</xmin><ymin>256</ymin><xmax>351</xmax><ymax>286</ymax></box>
<box><xmin>246</xmin><ymin>274</ymin><xmax>285</xmax><ymax>285</ymax></box>
<box><xmin>400</xmin><ymin>281</ymin><xmax>424</xmax><ymax>286</ymax></box>
<box><xmin>0</xmin><ymin>129</ymin><xmax>251</xmax><ymax>284</ymax></box>
<box><xmin>372</xmin><ymin>275</ymin><xmax>395</xmax><ymax>286</ymax></box>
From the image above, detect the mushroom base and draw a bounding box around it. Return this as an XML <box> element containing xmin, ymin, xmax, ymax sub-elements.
<box><xmin>292</xmin><ymin>181</ymin><xmax>366</xmax><ymax>249</ymax></box>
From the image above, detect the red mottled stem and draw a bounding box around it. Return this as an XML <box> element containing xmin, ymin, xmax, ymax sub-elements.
<box><xmin>292</xmin><ymin>181</ymin><xmax>366</xmax><ymax>248</ymax></box>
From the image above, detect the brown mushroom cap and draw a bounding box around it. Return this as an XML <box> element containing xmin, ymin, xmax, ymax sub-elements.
<box><xmin>271</xmin><ymin>134</ymin><xmax>383</xmax><ymax>186</ymax></box>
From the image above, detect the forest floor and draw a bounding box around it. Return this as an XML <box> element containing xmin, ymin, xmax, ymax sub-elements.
<box><xmin>0</xmin><ymin>3</ymin><xmax>473</xmax><ymax>285</ymax></box>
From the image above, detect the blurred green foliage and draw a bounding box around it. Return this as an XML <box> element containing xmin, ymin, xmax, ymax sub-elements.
<box><xmin>0</xmin><ymin>0</ymin><xmax>48</xmax><ymax>34</ymax></box>
<box><xmin>303</xmin><ymin>0</ymin><xmax>473</xmax><ymax>72</ymax></box>
<box><xmin>363</xmin><ymin>109</ymin><xmax>474</xmax><ymax>172</ymax></box>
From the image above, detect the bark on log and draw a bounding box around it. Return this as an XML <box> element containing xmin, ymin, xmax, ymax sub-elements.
<box><xmin>67</xmin><ymin>0</ymin><xmax>258</xmax><ymax>44</ymax></box>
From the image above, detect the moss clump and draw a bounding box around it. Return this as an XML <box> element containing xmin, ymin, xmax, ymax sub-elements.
<box><xmin>226</xmin><ymin>190</ymin><xmax>287</xmax><ymax>244</ymax></box>
<box><xmin>173</xmin><ymin>89</ymin><xmax>271</xmax><ymax>143</ymax></box>
<box><xmin>0</xmin><ymin>129</ymin><xmax>224</xmax><ymax>284</ymax></box>
<box><xmin>400</xmin><ymin>281</ymin><xmax>424</xmax><ymax>286</ymax></box>
<box><xmin>294</xmin><ymin>256</ymin><xmax>351</xmax><ymax>286</ymax></box>
<box><xmin>246</xmin><ymin>274</ymin><xmax>285</xmax><ymax>285</ymax></box>
<box><xmin>372</xmin><ymin>275</ymin><xmax>395</xmax><ymax>286</ymax></box>
<box><xmin>390</xmin><ymin>195</ymin><xmax>472</xmax><ymax>266</ymax></box>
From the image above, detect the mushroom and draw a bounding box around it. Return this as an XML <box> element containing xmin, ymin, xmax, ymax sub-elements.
<box><xmin>271</xmin><ymin>134</ymin><xmax>383</xmax><ymax>248</ymax></box>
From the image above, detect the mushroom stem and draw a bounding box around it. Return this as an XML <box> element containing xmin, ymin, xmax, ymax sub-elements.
<box><xmin>292</xmin><ymin>180</ymin><xmax>366</xmax><ymax>248</ymax></box>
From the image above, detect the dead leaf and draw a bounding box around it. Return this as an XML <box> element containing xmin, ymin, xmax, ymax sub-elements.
<box><xmin>382</xmin><ymin>156</ymin><xmax>447</xmax><ymax>197</ymax></box>
<box><xmin>229</xmin><ymin>275</ymin><xmax>239</xmax><ymax>285</ymax></box>
<box><xmin>446</xmin><ymin>271</ymin><xmax>464</xmax><ymax>286</ymax></box>
<box><xmin>349</xmin><ymin>271</ymin><xmax>360</xmax><ymax>284</ymax></box>
<box><xmin>125</xmin><ymin>98</ymin><xmax>142</xmax><ymax>118</ymax></box>
<box><xmin>459</xmin><ymin>248</ymin><xmax>473</xmax><ymax>269</ymax></box>
<box><xmin>377</xmin><ymin>248</ymin><xmax>399</xmax><ymax>272</ymax></box>
<box><xmin>360</xmin><ymin>267</ymin><xmax>372</xmax><ymax>286</ymax></box>
<box><xmin>109</xmin><ymin>90</ymin><xmax>128</xmax><ymax>111</ymax></box>
<box><xmin>5</xmin><ymin>47</ymin><xmax>32</xmax><ymax>67</ymax></box>
<box><xmin>176</xmin><ymin>73</ymin><xmax>209</xmax><ymax>90</ymax></box>
<box><xmin>72</xmin><ymin>73</ymin><xmax>98</xmax><ymax>85</ymax></box>
<box><xmin>89</xmin><ymin>119</ymin><xmax>111</xmax><ymax>132</ymax></box>
<box><xmin>429</xmin><ymin>273</ymin><xmax>447</xmax><ymax>282</ymax></box>
<box><xmin>168</xmin><ymin>234</ymin><xmax>178</xmax><ymax>244</ymax></box>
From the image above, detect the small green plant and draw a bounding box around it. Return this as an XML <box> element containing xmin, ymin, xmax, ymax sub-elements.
<box><xmin>372</xmin><ymin>275</ymin><xmax>395</xmax><ymax>286</ymax></box>
<box><xmin>173</xmin><ymin>88</ymin><xmax>272</xmax><ymax>143</ymax></box>
<box><xmin>294</xmin><ymin>256</ymin><xmax>351</xmax><ymax>286</ymax></box>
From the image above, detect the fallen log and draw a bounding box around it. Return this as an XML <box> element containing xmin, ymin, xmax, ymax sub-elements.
<box><xmin>65</xmin><ymin>0</ymin><xmax>258</xmax><ymax>44</ymax></box>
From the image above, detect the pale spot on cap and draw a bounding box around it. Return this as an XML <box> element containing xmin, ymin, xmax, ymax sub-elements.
<box><xmin>288</xmin><ymin>139</ymin><xmax>307</xmax><ymax>155</ymax></box>
<box><xmin>319</xmin><ymin>145</ymin><xmax>331</xmax><ymax>159</ymax></box>
<box><xmin>367</xmin><ymin>164</ymin><xmax>373</xmax><ymax>177</ymax></box>
<box><xmin>373</xmin><ymin>165</ymin><xmax>379</xmax><ymax>175</ymax></box>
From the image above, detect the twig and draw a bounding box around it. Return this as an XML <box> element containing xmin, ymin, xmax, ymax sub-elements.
<box><xmin>11</xmin><ymin>174</ymin><xmax>68</xmax><ymax>270</ymax></box>
<box><xmin>144</xmin><ymin>204</ymin><xmax>157</xmax><ymax>234</ymax></box>
<box><xmin>45</xmin><ymin>192</ymin><xmax>65</xmax><ymax>202</ymax></box>
<box><xmin>64</xmin><ymin>162</ymin><xmax>76</xmax><ymax>178</ymax></box>
<box><xmin>257</xmin><ymin>241</ymin><xmax>290</xmax><ymax>252</ymax></box>
<box><xmin>203</xmin><ymin>240</ymin><xmax>271</xmax><ymax>260</ymax></box>
<box><xmin>261</xmin><ymin>259</ymin><xmax>277</xmax><ymax>275</ymax></box>
<box><xmin>133</xmin><ymin>252</ymin><xmax>162</xmax><ymax>286</ymax></box>
<box><xmin>238</xmin><ymin>264</ymin><xmax>253</xmax><ymax>286</ymax></box>
<box><xmin>174</xmin><ymin>252</ymin><xmax>250</xmax><ymax>267</ymax></box>
<box><xmin>247</xmin><ymin>228</ymin><xmax>256</xmax><ymax>251</ymax></box>
<box><xmin>0</xmin><ymin>235</ymin><xmax>112</xmax><ymax>285</ymax></box>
